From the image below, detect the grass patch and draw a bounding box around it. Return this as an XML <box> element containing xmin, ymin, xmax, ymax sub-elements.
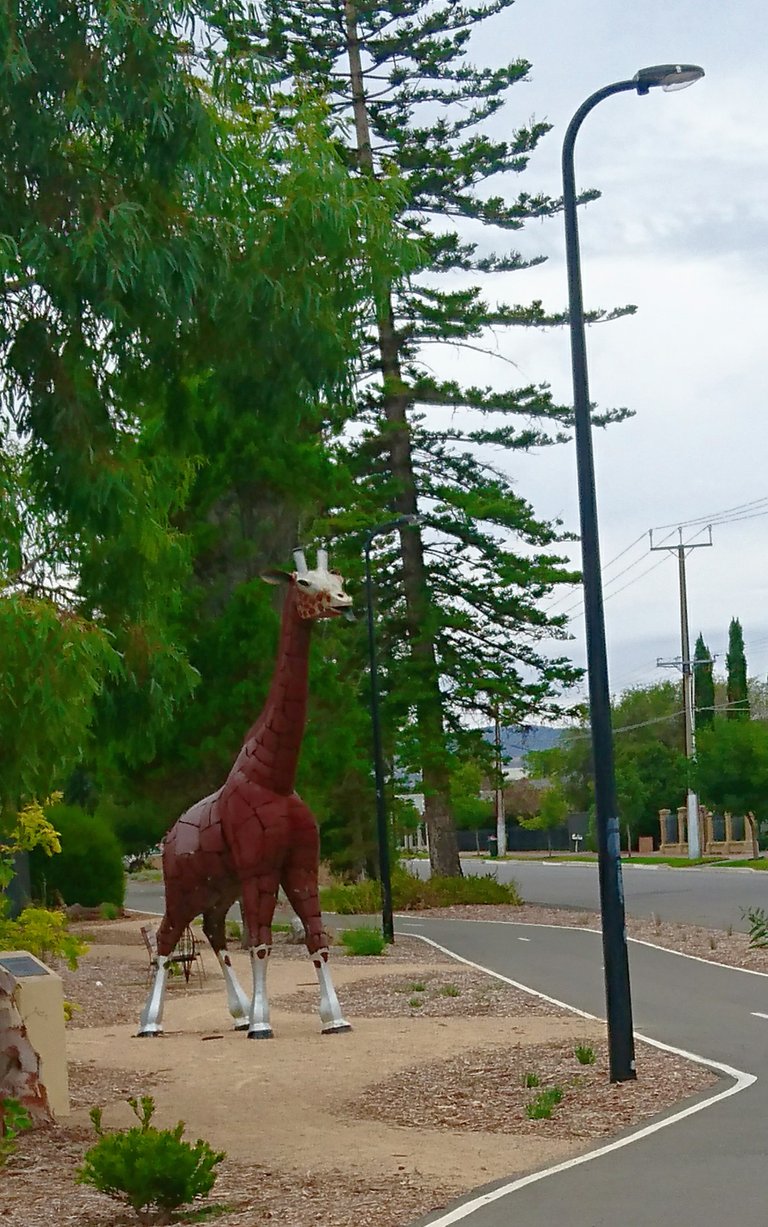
<box><xmin>408</xmin><ymin>981</ymin><xmax>427</xmax><ymax>993</ymax></box>
<box><xmin>574</xmin><ymin>1044</ymin><xmax>596</xmax><ymax>1065</ymax></box>
<box><xmin>408</xmin><ymin>996</ymin><xmax>424</xmax><ymax>1009</ymax></box>
<box><xmin>525</xmin><ymin>1086</ymin><xmax>564</xmax><ymax>1120</ymax></box>
<box><xmin>522</xmin><ymin>1071</ymin><xmax>540</xmax><ymax>1088</ymax></box>
<box><xmin>340</xmin><ymin>926</ymin><xmax>387</xmax><ymax>957</ymax></box>
<box><xmin>99</xmin><ymin>902</ymin><xmax>120</xmax><ymax>921</ymax></box>
<box><xmin>438</xmin><ymin>984</ymin><xmax>461</xmax><ymax>997</ymax></box>
<box><xmin>320</xmin><ymin>867</ymin><xmax>521</xmax><ymax>914</ymax></box>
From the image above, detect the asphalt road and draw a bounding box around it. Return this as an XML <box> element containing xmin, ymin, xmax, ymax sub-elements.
<box><xmin>128</xmin><ymin>859</ymin><xmax>768</xmax><ymax>933</ymax></box>
<box><xmin>125</xmin><ymin>879</ymin><xmax>768</xmax><ymax>1225</ymax></box>
<box><xmin>400</xmin><ymin>915</ymin><xmax>767</xmax><ymax>1227</ymax></box>
<box><xmin>405</xmin><ymin>857</ymin><xmax>768</xmax><ymax>932</ymax></box>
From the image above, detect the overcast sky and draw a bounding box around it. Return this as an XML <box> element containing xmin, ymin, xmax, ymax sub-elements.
<box><xmin>427</xmin><ymin>0</ymin><xmax>768</xmax><ymax>708</ymax></box>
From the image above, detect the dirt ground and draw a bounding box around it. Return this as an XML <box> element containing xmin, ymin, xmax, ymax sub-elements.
<box><xmin>2</xmin><ymin>916</ymin><xmax>718</xmax><ymax>1227</ymax></box>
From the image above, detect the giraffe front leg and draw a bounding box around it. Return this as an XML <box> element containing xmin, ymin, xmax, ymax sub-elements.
<box><xmin>312</xmin><ymin>947</ymin><xmax>352</xmax><ymax>1035</ymax></box>
<box><xmin>138</xmin><ymin>955</ymin><xmax>169</xmax><ymax>1037</ymax></box>
<box><xmin>247</xmin><ymin>944</ymin><xmax>273</xmax><ymax>1039</ymax></box>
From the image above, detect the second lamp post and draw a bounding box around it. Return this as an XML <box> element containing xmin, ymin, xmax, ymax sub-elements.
<box><xmin>363</xmin><ymin>515</ymin><xmax>420</xmax><ymax>943</ymax></box>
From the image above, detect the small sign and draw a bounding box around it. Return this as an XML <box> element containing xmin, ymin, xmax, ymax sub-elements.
<box><xmin>0</xmin><ymin>955</ymin><xmax>49</xmax><ymax>978</ymax></box>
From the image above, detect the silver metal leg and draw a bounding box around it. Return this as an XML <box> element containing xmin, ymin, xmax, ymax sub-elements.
<box><xmin>313</xmin><ymin>948</ymin><xmax>351</xmax><ymax>1034</ymax></box>
<box><xmin>247</xmin><ymin>944</ymin><xmax>273</xmax><ymax>1039</ymax></box>
<box><xmin>138</xmin><ymin>955</ymin><xmax>169</xmax><ymax>1036</ymax></box>
<box><xmin>216</xmin><ymin>950</ymin><xmax>250</xmax><ymax>1029</ymax></box>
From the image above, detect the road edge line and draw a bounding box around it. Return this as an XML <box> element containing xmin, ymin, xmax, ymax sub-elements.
<box><xmin>403</xmin><ymin>931</ymin><xmax>756</xmax><ymax>1227</ymax></box>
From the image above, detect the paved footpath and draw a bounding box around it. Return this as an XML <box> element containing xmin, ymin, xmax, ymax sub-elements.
<box><xmin>400</xmin><ymin>916</ymin><xmax>768</xmax><ymax>1227</ymax></box>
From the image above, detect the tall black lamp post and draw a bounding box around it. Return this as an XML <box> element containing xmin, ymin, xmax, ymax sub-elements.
<box><xmin>563</xmin><ymin>63</ymin><xmax>704</xmax><ymax>1083</ymax></box>
<box><xmin>363</xmin><ymin>515</ymin><xmax>421</xmax><ymax>943</ymax></box>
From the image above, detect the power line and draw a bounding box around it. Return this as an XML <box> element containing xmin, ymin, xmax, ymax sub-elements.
<box><xmin>652</xmin><ymin>495</ymin><xmax>768</xmax><ymax>532</ymax></box>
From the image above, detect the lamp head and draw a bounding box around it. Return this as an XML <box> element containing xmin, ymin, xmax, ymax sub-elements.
<box><xmin>634</xmin><ymin>64</ymin><xmax>705</xmax><ymax>95</ymax></box>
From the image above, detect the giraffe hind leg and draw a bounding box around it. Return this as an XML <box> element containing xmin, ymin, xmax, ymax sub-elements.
<box><xmin>203</xmin><ymin>904</ymin><xmax>250</xmax><ymax>1029</ymax></box>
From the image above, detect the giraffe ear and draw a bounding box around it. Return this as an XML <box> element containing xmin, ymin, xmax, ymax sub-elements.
<box><xmin>261</xmin><ymin>569</ymin><xmax>293</xmax><ymax>586</ymax></box>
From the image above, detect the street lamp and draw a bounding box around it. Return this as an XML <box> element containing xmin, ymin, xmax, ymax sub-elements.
<box><xmin>363</xmin><ymin>514</ymin><xmax>421</xmax><ymax>943</ymax></box>
<box><xmin>562</xmin><ymin>63</ymin><xmax>704</xmax><ymax>1083</ymax></box>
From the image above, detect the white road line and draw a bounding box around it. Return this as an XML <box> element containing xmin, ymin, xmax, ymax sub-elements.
<box><xmin>751</xmin><ymin>1011</ymin><xmax>768</xmax><ymax>1019</ymax></box>
<box><xmin>518</xmin><ymin>937</ymin><xmax>531</xmax><ymax>942</ymax></box>
<box><xmin>399</xmin><ymin>915</ymin><xmax>768</xmax><ymax>980</ymax></box>
<box><xmin>404</xmin><ymin>932</ymin><xmax>756</xmax><ymax>1227</ymax></box>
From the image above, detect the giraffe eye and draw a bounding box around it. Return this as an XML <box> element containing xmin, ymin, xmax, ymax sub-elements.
<box><xmin>297</xmin><ymin>578</ymin><xmax>312</xmax><ymax>588</ymax></box>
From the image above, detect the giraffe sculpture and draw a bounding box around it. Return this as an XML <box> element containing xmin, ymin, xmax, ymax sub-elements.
<box><xmin>138</xmin><ymin>548</ymin><xmax>353</xmax><ymax>1039</ymax></box>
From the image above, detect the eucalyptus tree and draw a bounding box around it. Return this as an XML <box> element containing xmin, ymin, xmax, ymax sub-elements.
<box><xmin>0</xmin><ymin>1</ymin><xmax>407</xmax><ymax>807</ymax></box>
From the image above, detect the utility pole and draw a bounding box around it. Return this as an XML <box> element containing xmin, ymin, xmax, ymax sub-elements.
<box><xmin>493</xmin><ymin>711</ymin><xmax>507</xmax><ymax>857</ymax></box>
<box><xmin>651</xmin><ymin>527</ymin><xmax>713</xmax><ymax>859</ymax></box>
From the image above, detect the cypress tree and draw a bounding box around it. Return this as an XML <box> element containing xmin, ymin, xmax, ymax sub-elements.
<box><xmin>726</xmin><ymin>617</ymin><xmax>750</xmax><ymax>720</ymax></box>
<box><xmin>693</xmin><ymin>634</ymin><xmax>715</xmax><ymax>730</ymax></box>
<box><xmin>223</xmin><ymin>0</ymin><xmax>629</xmax><ymax>876</ymax></box>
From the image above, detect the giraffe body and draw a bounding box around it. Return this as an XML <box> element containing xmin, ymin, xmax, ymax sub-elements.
<box><xmin>138</xmin><ymin>550</ymin><xmax>352</xmax><ymax>1038</ymax></box>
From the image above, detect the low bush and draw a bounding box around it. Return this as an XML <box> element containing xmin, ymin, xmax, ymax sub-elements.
<box><xmin>744</xmin><ymin>905</ymin><xmax>768</xmax><ymax>950</ymax></box>
<box><xmin>0</xmin><ymin>906</ymin><xmax>86</xmax><ymax>969</ymax></box>
<box><xmin>320</xmin><ymin>867</ymin><xmax>521</xmax><ymax>914</ymax></box>
<box><xmin>340</xmin><ymin>926</ymin><xmax>387</xmax><ymax>956</ymax></box>
<box><xmin>77</xmin><ymin>1096</ymin><xmax>224</xmax><ymax>1225</ymax></box>
<box><xmin>100</xmin><ymin>902</ymin><xmax>120</xmax><ymax>921</ymax></box>
<box><xmin>0</xmin><ymin>1098</ymin><xmax>32</xmax><ymax>1167</ymax></box>
<box><xmin>30</xmin><ymin>803</ymin><xmax>125</xmax><ymax>909</ymax></box>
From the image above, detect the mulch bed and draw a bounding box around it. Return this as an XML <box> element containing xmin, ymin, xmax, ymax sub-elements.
<box><xmin>349</xmin><ymin>1038</ymin><xmax>717</xmax><ymax>1138</ymax></box>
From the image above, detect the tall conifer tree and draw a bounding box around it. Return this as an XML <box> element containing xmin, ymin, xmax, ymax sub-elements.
<box><xmin>226</xmin><ymin>0</ymin><xmax>629</xmax><ymax>875</ymax></box>
<box><xmin>693</xmin><ymin>634</ymin><xmax>715</xmax><ymax>730</ymax></box>
<box><xmin>726</xmin><ymin>617</ymin><xmax>750</xmax><ymax>720</ymax></box>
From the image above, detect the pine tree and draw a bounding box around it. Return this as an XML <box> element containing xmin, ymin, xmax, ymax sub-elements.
<box><xmin>726</xmin><ymin>617</ymin><xmax>750</xmax><ymax>720</ymax></box>
<box><xmin>693</xmin><ymin>634</ymin><xmax>715</xmax><ymax>730</ymax></box>
<box><xmin>228</xmin><ymin>0</ymin><xmax>628</xmax><ymax>875</ymax></box>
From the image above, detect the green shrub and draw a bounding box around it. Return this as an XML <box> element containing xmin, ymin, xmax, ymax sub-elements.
<box><xmin>522</xmin><ymin>1071</ymin><xmax>540</xmax><ymax>1088</ymax></box>
<box><xmin>340</xmin><ymin>926</ymin><xmax>387</xmax><ymax>957</ymax></box>
<box><xmin>0</xmin><ymin>1098</ymin><xmax>32</xmax><ymax>1167</ymax></box>
<box><xmin>439</xmin><ymin>984</ymin><xmax>461</xmax><ymax>997</ymax></box>
<box><xmin>744</xmin><ymin>906</ymin><xmax>768</xmax><ymax>949</ymax></box>
<box><xmin>408</xmin><ymin>996</ymin><xmax>424</xmax><ymax>1009</ymax></box>
<box><xmin>77</xmin><ymin>1096</ymin><xmax>224</xmax><ymax>1225</ymax></box>
<box><xmin>574</xmin><ymin>1044</ymin><xmax>596</xmax><ymax>1065</ymax></box>
<box><xmin>408</xmin><ymin>981</ymin><xmax>427</xmax><ymax>993</ymax></box>
<box><xmin>525</xmin><ymin>1086</ymin><xmax>564</xmax><ymax>1120</ymax></box>
<box><xmin>0</xmin><ymin>906</ymin><xmax>86</xmax><ymax>969</ymax></box>
<box><xmin>100</xmin><ymin>902</ymin><xmax>120</xmax><ymax>921</ymax></box>
<box><xmin>30</xmin><ymin>804</ymin><xmax>125</xmax><ymax>908</ymax></box>
<box><xmin>320</xmin><ymin>868</ymin><xmax>521</xmax><ymax>915</ymax></box>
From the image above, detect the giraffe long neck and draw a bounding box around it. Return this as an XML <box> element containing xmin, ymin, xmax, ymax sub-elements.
<box><xmin>241</xmin><ymin>587</ymin><xmax>312</xmax><ymax>794</ymax></box>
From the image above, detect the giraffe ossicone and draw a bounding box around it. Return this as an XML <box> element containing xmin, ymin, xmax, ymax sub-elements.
<box><xmin>138</xmin><ymin>547</ymin><xmax>354</xmax><ymax>1039</ymax></box>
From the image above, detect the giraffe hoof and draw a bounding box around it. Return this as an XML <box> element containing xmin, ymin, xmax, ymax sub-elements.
<box><xmin>137</xmin><ymin>1028</ymin><xmax>163</xmax><ymax>1038</ymax></box>
<box><xmin>322</xmin><ymin>1021</ymin><xmax>352</xmax><ymax>1035</ymax></box>
<box><xmin>247</xmin><ymin>1027</ymin><xmax>274</xmax><ymax>1040</ymax></box>
<box><xmin>233</xmin><ymin>1022</ymin><xmax>250</xmax><ymax>1032</ymax></box>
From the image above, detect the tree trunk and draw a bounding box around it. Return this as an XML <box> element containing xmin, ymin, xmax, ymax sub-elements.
<box><xmin>747</xmin><ymin>812</ymin><xmax>759</xmax><ymax>862</ymax></box>
<box><xmin>344</xmin><ymin>0</ymin><xmax>461</xmax><ymax>877</ymax></box>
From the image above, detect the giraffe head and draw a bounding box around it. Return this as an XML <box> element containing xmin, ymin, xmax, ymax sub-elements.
<box><xmin>262</xmin><ymin>548</ymin><xmax>354</xmax><ymax>622</ymax></box>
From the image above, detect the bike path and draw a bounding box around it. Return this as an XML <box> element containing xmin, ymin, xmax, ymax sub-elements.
<box><xmin>399</xmin><ymin>918</ymin><xmax>767</xmax><ymax>1227</ymax></box>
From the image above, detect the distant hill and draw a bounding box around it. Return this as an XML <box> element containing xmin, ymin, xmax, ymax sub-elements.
<box><xmin>482</xmin><ymin>725</ymin><xmax>565</xmax><ymax>771</ymax></box>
